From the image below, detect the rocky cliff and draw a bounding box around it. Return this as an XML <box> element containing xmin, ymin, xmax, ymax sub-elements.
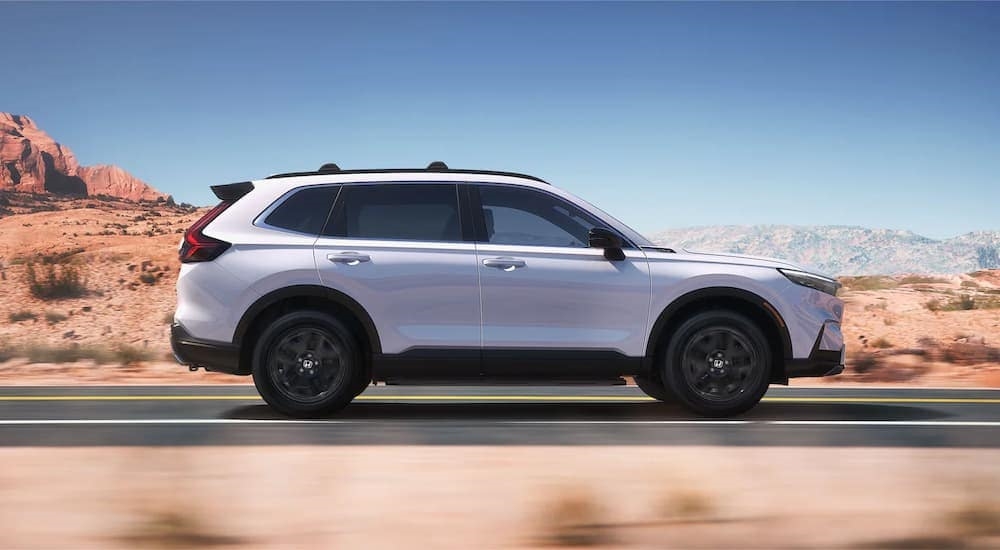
<box><xmin>0</xmin><ymin>113</ymin><xmax>170</xmax><ymax>202</ymax></box>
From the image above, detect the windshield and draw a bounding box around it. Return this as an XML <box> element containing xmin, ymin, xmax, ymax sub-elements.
<box><xmin>567</xmin><ymin>194</ymin><xmax>655</xmax><ymax>248</ymax></box>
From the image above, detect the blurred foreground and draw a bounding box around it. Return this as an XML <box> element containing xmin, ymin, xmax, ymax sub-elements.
<box><xmin>2</xmin><ymin>446</ymin><xmax>999</xmax><ymax>549</ymax></box>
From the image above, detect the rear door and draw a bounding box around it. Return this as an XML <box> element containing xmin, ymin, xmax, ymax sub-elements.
<box><xmin>313</xmin><ymin>182</ymin><xmax>481</xmax><ymax>373</ymax></box>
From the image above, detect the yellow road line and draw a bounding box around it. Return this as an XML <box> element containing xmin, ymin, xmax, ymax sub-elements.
<box><xmin>0</xmin><ymin>394</ymin><xmax>998</xmax><ymax>404</ymax></box>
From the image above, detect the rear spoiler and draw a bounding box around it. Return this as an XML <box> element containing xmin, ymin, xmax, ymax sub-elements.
<box><xmin>210</xmin><ymin>181</ymin><xmax>254</xmax><ymax>201</ymax></box>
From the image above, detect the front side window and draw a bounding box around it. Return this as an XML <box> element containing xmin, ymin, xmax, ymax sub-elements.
<box><xmin>263</xmin><ymin>185</ymin><xmax>340</xmax><ymax>235</ymax></box>
<box><xmin>326</xmin><ymin>183</ymin><xmax>462</xmax><ymax>242</ymax></box>
<box><xmin>477</xmin><ymin>185</ymin><xmax>610</xmax><ymax>248</ymax></box>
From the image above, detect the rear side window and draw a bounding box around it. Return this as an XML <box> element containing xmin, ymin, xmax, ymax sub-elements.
<box><xmin>263</xmin><ymin>186</ymin><xmax>340</xmax><ymax>235</ymax></box>
<box><xmin>325</xmin><ymin>184</ymin><xmax>462</xmax><ymax>242</ymax></box>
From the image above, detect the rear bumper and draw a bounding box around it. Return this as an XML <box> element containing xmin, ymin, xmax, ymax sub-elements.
<box><xmin>170</xmin><ymin>323</ymin><xmax>244</xmax><ymax>375</ymax></box>
<box><xmin>785</xmin><ymin>347</ymin><xmax>846</xmax><ymax>378</ymax></box>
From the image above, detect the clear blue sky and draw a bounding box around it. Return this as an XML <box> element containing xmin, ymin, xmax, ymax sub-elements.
<box><xmin>4</xmin><ymin>2</ymin><xmax>998</xmax><ymax>238</ymax></box>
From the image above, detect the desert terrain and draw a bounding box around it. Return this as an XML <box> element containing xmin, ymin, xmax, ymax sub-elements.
<box><xmin>0</xmin><ymin>192</ymin><xmax>998</xmax><ymax>386</ymax></box>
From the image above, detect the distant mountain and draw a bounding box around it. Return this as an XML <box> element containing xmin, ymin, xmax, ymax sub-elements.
<box><xmin>650</xmin><ymin>225</ymin><xmax>1000</xmax><ymax>276</ymax></box>
<box><xmin>0</xmin><ymin>113</ymin><xmax>170</xmax><ymax>202</ymax></box>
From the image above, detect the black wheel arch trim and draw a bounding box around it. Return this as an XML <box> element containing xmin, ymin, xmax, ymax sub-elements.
<box><xmin>644</xmin><ymin>286</ymin><xmax>793</xmax><ymax>368</ymax></box>
<box><xmin>233</xmin><ymin>285</ymin><xmax>382</xmax><ymax>354</ymax></box>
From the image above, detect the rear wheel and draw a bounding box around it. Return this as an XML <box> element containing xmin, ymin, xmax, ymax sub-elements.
<box><xmin>660</xmin><ymin>310</ymin><xmax>771</xmax><ymax>417</ymax></box>
<box><xmin>252</xmin><ymin>311</ymin><xmax>362</xmax><ymax>417</ymax></box>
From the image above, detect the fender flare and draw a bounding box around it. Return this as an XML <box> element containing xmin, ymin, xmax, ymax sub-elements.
<box><xmin>233</xmin><ymin>285</ymin><xmax>382</xmax><ymax>354</ymax></box>
<box><xmin>645</xmin><ymin>286</ymin><xmax>793</xmax><ymax>362</ymax></box>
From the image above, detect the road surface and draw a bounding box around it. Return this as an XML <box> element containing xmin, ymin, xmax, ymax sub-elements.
<box><xmin>1</xmin><ymin>385</ymin><xmax>998</xmax><ymax>447</ymax></box>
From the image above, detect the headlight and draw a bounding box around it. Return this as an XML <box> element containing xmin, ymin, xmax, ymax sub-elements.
<box><xmin>778</xmin><ymin>269</ymin><xmax>841</xmax><ymax>296</ymax></box>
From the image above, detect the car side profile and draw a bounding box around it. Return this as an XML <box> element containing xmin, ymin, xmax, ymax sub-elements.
<box><xmin>171</xmin><ymin>162</ymin><xmax>845</xmax><ymax>417</ymax></box>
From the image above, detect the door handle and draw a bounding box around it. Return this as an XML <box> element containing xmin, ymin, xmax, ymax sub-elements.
<box><xmin>327</xmin><ymin>252</ymin><xmax>371</xmax><ymax>265</ymax></box>
<box><xmin>483</xmin><ymin>257</ymin><xmax>526</xmax><ymax>271</ymax></box>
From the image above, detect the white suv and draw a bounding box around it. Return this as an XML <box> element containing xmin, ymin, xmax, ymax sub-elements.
<box><xmin>172</xmin><ymin>162</ymin><xmax>845</xmax><ymax>417</ymax></box>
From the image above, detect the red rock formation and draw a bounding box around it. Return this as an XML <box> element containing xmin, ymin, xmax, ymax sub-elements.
<box><xmin>0</xmin><ymin>113</ymin><xmax>170</xmax><ymax>202</ymax></box>
<box><xmin>78</xmin><ymin>165</ymin><xmax>169</xmax><ymax>202</ymax></box>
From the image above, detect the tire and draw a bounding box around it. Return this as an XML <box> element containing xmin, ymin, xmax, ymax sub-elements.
<box><xmin>660</xmin><ymin>310</ymin><xmax>771</xmax><ymax>417</ymax></box>
<box><xmin>634</xmin><ymin>374</ymin><xmax>672</xmax><ymax>402</ymax></box>
<box><xmin>252</xmin><ymin>310</ymin><xmax>363</xmax><ymax>418</ymax></box>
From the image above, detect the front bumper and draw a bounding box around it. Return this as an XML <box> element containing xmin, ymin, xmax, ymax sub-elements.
<box><xmin>170</xmin><ymin>323</ymin><xmax>244</xmax><ymax>375</ymax></box>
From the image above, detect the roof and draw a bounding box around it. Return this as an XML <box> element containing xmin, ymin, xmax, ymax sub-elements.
<box><xmin>264</xmin><ymin>161</ymin><xmax>549</xmax><ymax>185</ymax></box>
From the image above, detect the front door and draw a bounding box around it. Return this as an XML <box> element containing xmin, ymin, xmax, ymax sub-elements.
<box><xmin>471</xmin><ymin>184</ymin><xmax>651</xmax><ymax>377</ymax></box>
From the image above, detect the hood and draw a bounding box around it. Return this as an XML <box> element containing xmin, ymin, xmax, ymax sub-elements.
<box><xmin>648</xmin><ymin>248</ymin><xmax>829</xmax><ymax>275</ymax></box>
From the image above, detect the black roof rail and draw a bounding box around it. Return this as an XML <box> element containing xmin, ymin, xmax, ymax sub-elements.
<box><xmin>265</xmin><ymin>164</ymin><xmax>548</xmax><ymax>184</ymax></box>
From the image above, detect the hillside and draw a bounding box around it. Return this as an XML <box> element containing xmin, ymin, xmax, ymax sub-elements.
<box><xmin>0</xmin><ymin>113</ymin><xmax>170</xmax><ymax>202</ymax></box>
<box><xmin>651</xmin><ymin>225</ymin><xmax>1000</xmax><ymax>276</ymax></box>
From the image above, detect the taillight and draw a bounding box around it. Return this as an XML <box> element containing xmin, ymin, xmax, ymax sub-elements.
<box><xmin>179</xmin><ymin>201</ymin><xmax>233</xmax><ymax>263</ymax></box>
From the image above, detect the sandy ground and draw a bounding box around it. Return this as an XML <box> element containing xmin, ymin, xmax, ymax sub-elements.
<box><xmin>1</xmin><ymin>446</ymin><xmax>999</xmax><ymax>549</ymax></box>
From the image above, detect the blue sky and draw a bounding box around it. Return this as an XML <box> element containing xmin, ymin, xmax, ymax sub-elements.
<box><xmin>3</xmin><ymin>2</ymin><xmax>998</xmax><ymax>238</ymax></box>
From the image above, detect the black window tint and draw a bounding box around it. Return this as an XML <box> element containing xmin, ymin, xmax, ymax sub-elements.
<box><xmin>264</xmin><ymin>185</ymin><xmax>339</xmax><ymax>235</ymax></box>
<box><xmin>478</xmin><ymin>186</ymin><xmax>606</xmax><ymax>247</ymax></box>
<box><xmin>328</xmin><ymin>184</ymin><xmax>462</xmax><ymax>241</ymax></box>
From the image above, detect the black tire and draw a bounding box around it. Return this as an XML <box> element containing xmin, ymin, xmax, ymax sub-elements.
<box><xmin>252</xmin><ymin>310</ymin><xmax>363</xmax><ymax>418</ymax></box>
<box><xmin>634</xmin><ymin>374</ymin><xmax>672</xmax><ymax>402</ymax></box>
<box><xmin>660</xmin><ymin>310</ymin><xmax>771</xmax><ymax>417</ymax></box>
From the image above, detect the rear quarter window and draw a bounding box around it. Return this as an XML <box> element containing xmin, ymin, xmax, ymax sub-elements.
<box><xmin>263</xmin><ymin>185</ymin><xmax>340</xmax><ymax>235</ymax></box>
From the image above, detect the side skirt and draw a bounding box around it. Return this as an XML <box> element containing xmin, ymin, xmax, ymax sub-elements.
<box><xmin>371</xmin><ymin>348</ymin><xmax>645</xmax><ymax>383</ymax></box>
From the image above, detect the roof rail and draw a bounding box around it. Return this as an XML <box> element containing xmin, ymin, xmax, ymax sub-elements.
<box><xmin>265</xmin><ymin>164</ymin><xmax>548</xmax><ymax>184</ymax></box>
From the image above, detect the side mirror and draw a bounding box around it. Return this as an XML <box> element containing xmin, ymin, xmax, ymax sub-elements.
<box><xmin>588</xmin><ymin>227</ymin><xmax>626</xmax><ymax>261</ymax></box>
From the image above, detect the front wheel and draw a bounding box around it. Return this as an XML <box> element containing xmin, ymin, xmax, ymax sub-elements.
<box><xmin>660</xmin><ymin>310</ymin><xmax>771</xmax><ymax>417</ymax></box>
<box><xmin>252</xmin><ymin>311</ymin><xmax>362</xmax><ymax>418</ymax></box>
<box><xmin>633</xmin><ymin>374</ymin><xmax>672</xmax><ymax>402</ymax></box>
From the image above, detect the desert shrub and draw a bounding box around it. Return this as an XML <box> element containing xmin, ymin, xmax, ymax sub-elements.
<box><xmin>0</xmin><ymin>341</ymin><xmax>15</xmax><ymax>362</ymax></box>
<box><xmin>139</xmin><ymin>272</ymin><xmax>157</xmax><ymax>285</ymax></box>
<box><xmin>949</xmin><ymin>500</ymin><xmax>1000</xmax><ymax>537</ymax></box>
<box><xmin>899</xmin><ymin>275</ymin><xmax>949</xmax><ymax>285</ymax></box>
<box><xmin>870</xmin><ymin>337</ymin><xmax>894</xmax><ymax>349</ymax></box>
<box><xmin>44</xmin><ymin>311</ymin><xmax>68</xmax><ymax>324</ymax></box>
<box><xmin>961</xmin><ymin>280</ymin><xmax>980</xmax><ymax>289</ymax></box>
<box><xmin>8</xmin><ymin>310</ymin><xmax>37</xmax><ymax>323</ymax></box>
<box><xmin>25</xmin><ymin>262</ymin><xmax>88</xmax><ymax>300</ymax></box>
<box><xmin>537</xmin><ymin>488</ymin><xmax>612</xmax><ymax>547</ymax></box>
<box><xmin>113</xmin><ymin>344</ymin><xmax>154</xmax><ymax>365</ymax></box>
<box><xmin>925</xmin><ymin>299</ymin><xmax>941</xmax><ymax>312</ymax></box>
<box><xmin>659</xmin><ymin>489</ymin><xmax>716</xmax><ymax>521</ymax></box>
<box><xmin>851</xmin><ymin>353</ymin><xmax>882</xmax><ymax>374</ymax></box>
<box><xmin>840</xmin><ymin>276</ymin><xmax>898</xmax><ymax>291</ymax></box>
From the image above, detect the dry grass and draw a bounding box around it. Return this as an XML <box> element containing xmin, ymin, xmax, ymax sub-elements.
<box><xmin>899</xmin><ymin>275</ymin><xmax>950</xmax><ymax>285</ymax></box>
<box><xmin>18</xmin><ymin>342</ymin><xmax>155</xmax><ymax>365</ymax></box>
<box><xmin>840</xmin><ymin>276</ymin><xmax>898</xmax><ymax>291</ymax></box>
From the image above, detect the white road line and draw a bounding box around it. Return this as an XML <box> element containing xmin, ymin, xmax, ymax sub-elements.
<box><xmin>0</xmin><ymin>419</ymin><xmax>998</xmax><ymax>427</ymax></box>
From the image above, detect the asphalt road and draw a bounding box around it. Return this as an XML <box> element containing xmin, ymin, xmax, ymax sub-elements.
<box><xmin>1</xmin><ymin>385</ymin><xmax>999</xmax><ymax>447</ymax></box>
